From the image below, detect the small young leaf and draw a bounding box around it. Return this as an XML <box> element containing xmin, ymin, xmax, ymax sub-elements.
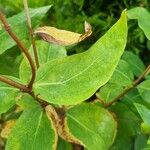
<box><xmin>6</xmin><ymin>106</ymin><xmax>57</xmax><ymax>150</ymax></box>
<box><xmin>122</xmin><ymin>51</ymin><xmax>145</xmax><ymax>77</ymax></box>
<box><xmin>33</xmin><ymin>10</ymin><xmax>127</xmax><ymax>105</ymax></box>
<box><xmin>127</xmin><ymin>7</ymin><xmax>150</xmax><ymax>40</ymax></box>
<box><xmin>0</xmin><ymin>76</ymin><xmax>20</xmax><ymax>114</ymax></box>
<box><xmin>19</xmin><ymin>40</ymin><xmax>67</xmax><ymax>84</ymax></box>
<box><xmin>34</xmin><ymin>21</ymin><xmax>92</xmax><ymax>46</ymax></box>
<box><xmin>65</xmin><ymin>103</ymin><xmax>117</xmax><ymax>150</ymax></box>
<box><xmin>0</xmin><ymin>5</ymin><xmax>52</xmax><ymax>55</ymax></box>
<box><xmin>137</xmin><ymin>80</ymin><xmax>150</xmax><ymax>103</ymax></box>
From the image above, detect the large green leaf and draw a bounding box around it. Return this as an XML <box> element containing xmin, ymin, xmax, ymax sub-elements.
<box><xmin>127</xmin><ymin>7</ymin><xmax>150</xmax><ymax>40</ymax></box>
<box><xmin>137</xmin><ymin>80</ymin><xmax>150</xmax><ymax>103</ymax></box>
<box><xmin>65</xmin><ymin>103</ymin><xmax>117</xmax><ymax>150</ymax></box>
<box><xmin>19</xmin><ymin>40</ymin><xmax>66</xmax><ymax>84</ymax></box>
<box><xmin>6</xmin><ymin>106</ymin><xmax>57</xmax><ymax>150</ymax></box>
<box><xmin>0</xmin><ymin>5</ymin><xmax>51</xmax><ymax>55</ymax></box>
<box><xmin>33</xmin><ymin>10</ymin><xmax>127</xmax><ymax>105</ymax></box>
<box><xmin>122</xmin><ymin>51</ymin><xmax>145</xmax><ymax>77</ymax></box>
<box><xmin>0</xmin><ymin>76</ymin><xmax>20</xmax><ymax>114</ymax></box>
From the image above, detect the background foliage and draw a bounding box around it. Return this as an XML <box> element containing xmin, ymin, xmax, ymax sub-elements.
<box><xmin>0</xmin><ymin>0</ymin><xmax>150</xmax><ymax>150</ymax></box>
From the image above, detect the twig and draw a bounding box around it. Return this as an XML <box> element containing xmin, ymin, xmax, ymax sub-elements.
<box><xmin>105</xmin><ymin>65</ymin><xmax>150</xmax><ymax>108</ymax></box>
<box><xmin>0</xmin><ymin>11</ymin><xmax>36</xmax><ymax>89</ymax></box>
<box><xmin>23</xmin><ymin>0</ymin><xmax>39</xmax><ymax>68</ymax></box>
<box><xmin>0</xmin><ymin>75</ymin><xmax>29</xmax><ymax>92</ymax></box>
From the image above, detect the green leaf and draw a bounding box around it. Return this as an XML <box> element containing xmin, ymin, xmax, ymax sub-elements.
<box><xmin>0</xmin><ymin>5</ymin><xmax>52</xmax><ymax>55</ymax></box>
<box><xmin>137</xmin><ymin>80</ymin><xmax>150</xmax><ymax>103</ymax></box>
<box><xmin>127</xmin><ymin>7</ymin><xmax>150</xmax><ymax>40</ymax></box>
<box><xmin>134</xmin><ymin>134</ymin><xmax>148</xmax><ymax>150</ymax></box>
<box><xmin>19</xmin><ymin>40</ymin><xmax>66</xmax><ymax>84</ymax></box>
<box><xmin>16</xmin><ymin>94</ymin><xmax>39</xmax><ymax>110</ymax></box>
<box><xmin>97</xmin><ymin>83</ymin><xmax>123</xmax><ymax>103</ymax></box>
<box><xmin>65</xmin><ymin>103</ymin><xmax>117</xmax><ymax>150</ymax></box>
<box><xmin>134</xmin><ymin>103</ymin><xmax>150</xmax><ymax>125</ymax></box>
<box><xmin>33</xmin><ymin>10</ymin><xmax>127</xmax><ymax>105</ymax></box>
<box><xmin>122</xmin><ymin>51</ymin><xmax>145</xmax><ymax>77</ymax></box>
<box><xmin>57</xmin><ymin>138</ymin><xmax>72</xmax><ymax>150</ymax></box>
<box><xmin>6</xmin><ymin>106</ymin><xmax>57</xmax><ymax>150</ymax></box>
<box><xmin>109</xmin><ymin>60</ymin><xmax>134</xmax><ymax>86</ymax></box>
<box><xmin>0</xmin><ymin>76</ymin><xmax>20</xmax><ymax>114</ymax></box>
<box><xmin>110</xmin><ymin>103</ymin><xmax>141</xmax><ymax>150</ymax></box>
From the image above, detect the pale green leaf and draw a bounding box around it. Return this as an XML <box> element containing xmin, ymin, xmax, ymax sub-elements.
<box><xmin>65</xmin><ymin>103</ymin><xmax>117</xmax><ymax>150</ymax></box>
<box><xmin>33</xmin><ymin>10</ymin><xmax>127</xmax><ymax>105</ymax></box>
<box><xmin>0</xmin><ymin>5</ymin><xmax>52</xmax><ymax>55</ymax></box>
<box><xmin>137</xmin><ymin>80</ymin><xmax>150</xmax><ymax>103</ymax></box>
<box><xmin>122</xmin><ymin>51</ymin><xmax>145</xmax><ymax>77</ymax></box>
<box><xmin>6</xmin><ymin>106</ymin><xmax>57</xmax><ymax>150</ymax></box>
<box><xmin>0</xmin><ymin>76</ymin><xmax>20</xmax><ymax>114</ymax></box>
<box><xmin>127</xmin><ymin>7</ymin><xmax>150</xmax><ymax>40</ymax></box>
<box><xmin>19</xmin><ymin>40</ymin><xmax>66</xmax><ymax>84</ymax></box>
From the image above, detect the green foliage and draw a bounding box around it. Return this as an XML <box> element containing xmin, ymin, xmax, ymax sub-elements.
<box><xmin>0</xmin><ymin>76</ymin><xmax>20</xmax><ymax>114</ymax></box>
<box><xmin>6</xmin><ymin>106</ymin><xmax>57</xmax><ymax>150</ymax></box>
<box><xmin>127</xmin><ymin>7</ymin><xmax>150</xmax><ymax>40</ymax></box>
<box><xmin>0</xmin><ymin>1</ymin><xmax>150</xmax><ymax>150</ymax></box>
<box><xmin>19</xmin><ymin>41</ymin><xmax>67</xmax><ymax>84</ymax></box>
<box><xmin>66</xmin><ymin>103</ymin><xmax>117</xmax><ymax>150</ymax></box>
<box><xmin>33</xmin><ymin>11</ymin><xmax>127</xmax><ymax>105</ymax></box>
<box><xmin>0</xmin><ymin>5</ymin><xmax>51</xmax><ymax>55</ymax></box>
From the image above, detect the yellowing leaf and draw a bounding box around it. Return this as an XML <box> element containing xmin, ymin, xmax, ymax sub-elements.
<box><xmin>1</xmin><ymin>120</ymin><xmax>16</xmax><ymax>139</ymax></box>
<box><xmin>34</xmin><ymin>21</ymin><xmax>92</xmax><ymax>46</ymax></box>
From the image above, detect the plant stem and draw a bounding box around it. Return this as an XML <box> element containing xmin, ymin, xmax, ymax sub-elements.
<box><xmin>0</xmin><ymin>11</ymin><xmax>36</xmax><ymax>89</ymax></box>
<box><xmin>105</xmin><ymin>65</ymin><xmax>150</xmax><ymax>108</ymax></box>
<box><xmin>23</xmin><ymin>0</ymin><xmax>39</xmax><ymax>68</ymax></box>
<box><xmin>0</xmin><ymin>75</ymin><xmax>30</xmax><ymax>92</ymax></box>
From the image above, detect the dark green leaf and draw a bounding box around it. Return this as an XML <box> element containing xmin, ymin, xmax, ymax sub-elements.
<box><xmin>110</xmin><ymin>103</ymin><xmax>141</xmax><ymax>150</ymax></box>
<box><xmin>57</xmin><ymin>138</ymin><xmax>72</xmax><ymax>150</ymax></box>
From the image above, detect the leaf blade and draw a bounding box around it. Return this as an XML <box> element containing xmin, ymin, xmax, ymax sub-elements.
<box><xmin>6</xmin><ymin>106</ymin><xmax>57</xmax><ymax>150</ymax></box>
<box><xmin>33</xmin><ymin>10</ymin><xmax>127</xmax><ymax>105</ymax></box>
